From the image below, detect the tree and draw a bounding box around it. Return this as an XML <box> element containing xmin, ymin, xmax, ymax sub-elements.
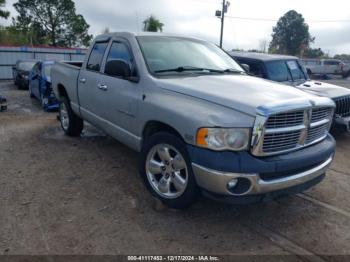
<box><xmin>12</xmin><ymin>0</ymin><xmax>92</xmax><ymax>47</ymax></box>
<box><xmin>334</xmin><ymin>54</ymin><xmax>350</xmax><ymax>61</ymax></box>
<box><xmin>143</xmin><ymin>15</ymin><xmax>164</xmax><ymax>32</ymax></box>
<box><xmin>269</xmin><ymin>10</ymin><xmax>314</xmax><ymax>56</ymax></box>
<box><xmin>0</xmin><ymin>0</ymin><xmax>10</xmax><ymax>19</ymax></box>
<box><xmin>303</xmin><ymin>48</ymin><xmax>326</xmax><ymax>58</ymax></box>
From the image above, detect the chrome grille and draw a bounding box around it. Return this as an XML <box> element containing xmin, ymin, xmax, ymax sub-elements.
<box><xmin>311</xmin><ymin>108</ymin><xmax>333</xmax><ymax>122</ymax></box>
<box><xmin>306</xmin><ymin>123</ymin><xmax>329</xmax><ymax>144</ymax></box>
<box><xmin>263</xmin><ymin>130</ymin><xmax>301</xmax><ymax>153</ymax></box>
<box><xmin>334</xmin><ymin>96</ymin><xmax>350</xmax><ymax>117</ymax></box>
<box><xmin>252</xmin><ymin>106</ymin><xmax>333</xmax><ymax>156</ymax></box>
<box><xmin>265</xmin><ymin>111</ymin><xmax>304</xmax><ymax>129</ymax></box>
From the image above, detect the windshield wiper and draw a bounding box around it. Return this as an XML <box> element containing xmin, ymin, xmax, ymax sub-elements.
<box><xmin>154</xmin><ymin>66</ymin><xmax>224</xmax><ymax>74</ymax></box>
<box><xmin>154</xmin><ymin>66</ymin><xmax>244</xmax><ymax>74</ymax></box>
<box><xmin>222</xmin><ymin>68</ymin><xmax>245</xmax><ymax>74</ymax></box>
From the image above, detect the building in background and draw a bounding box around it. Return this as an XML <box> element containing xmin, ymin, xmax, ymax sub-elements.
<box><xmin>0</xmin><ymin>45</ymin><xmax>87</xmax><ymax>80</ymax></box>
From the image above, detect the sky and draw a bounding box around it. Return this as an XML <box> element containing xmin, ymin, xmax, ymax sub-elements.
<box><xmin>1</xmin><ymin>0</ymin><xmax>350</xmax><ymax>55</ymax></box>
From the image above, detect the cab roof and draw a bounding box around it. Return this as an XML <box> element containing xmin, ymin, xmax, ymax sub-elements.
<box><xmin>94</xmin><ymin>31</ymin><xmax>206</xmax><ymax>42</ymax></box>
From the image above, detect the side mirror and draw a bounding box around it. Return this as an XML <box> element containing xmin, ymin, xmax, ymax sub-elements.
<box><xmin>105</xmin><ymin>60</ymin><xmax>131</xmax><ymax>78</ymax></box>
<box><xmin>241</xmin><ymin>64</ymin><xmax>250</xmax><ymax>73</ymax></box>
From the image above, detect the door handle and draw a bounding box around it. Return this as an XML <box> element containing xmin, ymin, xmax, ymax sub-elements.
<box><xmin>79</xmin><ymin>78</ymin><xmax>86</xmax><ymax>84</ymax></box>
<box><xmin>97</xmin><ymin>83</ymin><xmax>108</xmax><ymax>91</ymax></box>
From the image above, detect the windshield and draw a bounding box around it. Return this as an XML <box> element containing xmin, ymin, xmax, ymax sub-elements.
<box><xmin>137</xmin><ymin>36</ymin><xmax>244</xmax><ymax>75</ymax></box>
<box><xmin>265</xmin><ymin>60</ymin><xmax>307</xmax><ymax>82</ymax></box>
<box><xmin>18</xmin><ymin>61</ymin><xmax>36</xmax><ymax>71</ymax></box>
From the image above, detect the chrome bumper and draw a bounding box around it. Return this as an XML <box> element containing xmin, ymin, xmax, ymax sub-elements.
<box><xmin>192</xmin><ymin>156</ymin><xmax>333</xmax><ymax>196</ymax></box>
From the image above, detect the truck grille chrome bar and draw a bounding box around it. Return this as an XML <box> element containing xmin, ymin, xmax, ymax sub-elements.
<box><xmin>333</xmin><ymin>95</ymin><xmax>350</xmax><ymax>118</ymax></box>
<box><xmin>251</xmin><ymin>105</ymin><xmax>334</xmax><ymax>157</ymax></box>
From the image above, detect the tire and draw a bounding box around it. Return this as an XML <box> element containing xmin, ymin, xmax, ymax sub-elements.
<box><xmin>59</xmin><ymin>96</ymin><xmax>84</xmax><ymax>137</ymax></box>
<box><xmin>139</xmin><ymin>132</ymin><xmax>200</xmax><ymax>209</ymax></box>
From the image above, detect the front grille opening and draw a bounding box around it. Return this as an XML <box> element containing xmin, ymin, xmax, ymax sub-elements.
<box><xmin>306</xmin><ymin>123</ymin><xmax>329</xmax><ymax>144</ymax></box>
<box><xmin>334</xmin><ymin>96</ymin><xmax>350</xmax><ymax>117</ymax></box>
<box><xmin>311</xmin><ymin>108</ymin><xmax>332</xmax><ymax>122</ymax></box>
<box><xmin>265</xmin><ymin>111</ymin><xmax>304</xmax><ymax>129</ymax></box>
<box><xmin>263</xmin><ymin>130</ymin><xmax>301</xmax><ymax>153</ymax></box>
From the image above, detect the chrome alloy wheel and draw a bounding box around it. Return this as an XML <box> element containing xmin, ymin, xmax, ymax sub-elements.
<box><xmin>145</xmin><ymin>144</ymin><xmax>189</xmax><ymax>199</ymax></box>
<box><xmin>59</xmin><ymin>103</ymin><xmax>69</xmax><ymax>131</ymax></box>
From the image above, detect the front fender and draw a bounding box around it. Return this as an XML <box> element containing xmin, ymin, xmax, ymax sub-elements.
<box><xmin>137</xmin><ymin>88</ymin><xmax>255</xmax><ymax>146</ymax></box>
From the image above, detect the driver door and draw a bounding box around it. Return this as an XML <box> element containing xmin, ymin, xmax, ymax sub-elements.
<box><xmin>98</xmin><ymin>39</ymin><xmax>140</xmax><ymax>139</ymax></box>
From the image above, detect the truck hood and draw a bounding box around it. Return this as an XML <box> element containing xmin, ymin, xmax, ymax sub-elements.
<box><xmin>296</xmin><ymin>80</ymin><xmax>350</xmax><ymax>99</ymax></box>
<box><xmin>156</xmin><ymin>74</ymin><xmax>316</xmax><ymax>116</ymax></box>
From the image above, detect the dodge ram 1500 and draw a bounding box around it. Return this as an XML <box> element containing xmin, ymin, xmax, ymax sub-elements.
<box><xmin>52</xmin><ymin>32</ymin><xmax>336</xmax><ymax>208</ymax></box>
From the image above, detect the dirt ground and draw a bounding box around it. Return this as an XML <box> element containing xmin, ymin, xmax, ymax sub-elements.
<box><xmin>0</xmin><ymin>79</ymin><xmax>350</xmax><ymax>259</ymax></box>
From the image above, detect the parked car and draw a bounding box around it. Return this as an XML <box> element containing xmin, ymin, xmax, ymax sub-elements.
<box><xmin>229</xmin><ymin>51</ymin><xmax>350</xmax><ymax>132</ymax></box>
<box><xmin>29</xmin><ymin>61</ymin><xmax>59</xmax><ymax>111</ymax></box>
<box><xmin>12</xmin><ymin>60</ymin><xmax>38</xmax><ymax>89</ymax></box>
<box><xmin>301</xmin><ymin>58</ymin><xmax>349</xmax><ymax>78</ymax></box>
<box><xmin>52</xmin><ymin>33</ymin><xmax>335</xmax><ymax>209</ymax></box>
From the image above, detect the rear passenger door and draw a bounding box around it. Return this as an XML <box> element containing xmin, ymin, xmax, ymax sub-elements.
<box><xmin>78</xmin><ymin>41</ymin><xmax>109</xmax><ymax>127</ymax></box>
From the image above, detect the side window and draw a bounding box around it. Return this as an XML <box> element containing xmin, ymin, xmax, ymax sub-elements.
<box><xmin>87</xmin><ymin>42</ymin><xmax>109</xmax><ymax>72</ymax></box>
<box><xmin>246</xmin><ymin>62</ymin><xmax>264</xmax><ymax>77</ymax></box>
<box><xmin>106</xmin><ymin>42</ymin><xmax>132</xmax><ymax>65</ymax></box>
<box><xmin>105</xmin><ymin>41</ymin><xmax>135</xmax><ymax>77</ymax></box>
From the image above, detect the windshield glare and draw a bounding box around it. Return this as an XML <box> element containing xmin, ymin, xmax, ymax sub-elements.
<box><xmin>266</xmin><ymin>60</ymin><xmax>306</xmax><ymax>82</ymax></box>
<box><xmin>137</xmin><ymin>36</ymin><xmax>244</xmax><ymax>74</ymax></box>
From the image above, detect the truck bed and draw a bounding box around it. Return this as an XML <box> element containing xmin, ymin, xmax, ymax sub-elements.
<box><xmin>51</xmin><ymin>61</ymin><xmax>83</xmax><ymax>109</ymax></box>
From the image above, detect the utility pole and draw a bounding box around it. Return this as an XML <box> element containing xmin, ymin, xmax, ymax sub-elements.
<box><xmin>216</xmin><ymin>1</ymin><xmax>230</xmax><ymax>48</ymax></box>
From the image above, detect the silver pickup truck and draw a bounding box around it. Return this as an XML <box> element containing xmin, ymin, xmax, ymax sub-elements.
<box><xmin>52</xmin><ymin>32</ymin><xmax>336</xmax><ymax>209</ymax></box>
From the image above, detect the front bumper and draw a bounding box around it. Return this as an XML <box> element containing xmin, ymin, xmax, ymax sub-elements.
<box><xmin>188</xmin><ymin>134</ymin><xmax>335</xmax><ymax>200</ymax></box>
<box><xmin>192</xmin><ymin>156</ymin><xmax>332</xmax><ymax>196</ymax></box>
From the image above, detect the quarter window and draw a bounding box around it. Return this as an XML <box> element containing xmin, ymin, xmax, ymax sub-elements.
<box><xmin>87</xmin><ymin>42</ymin><xmax>109</xmax><ymax>72</ymax></box>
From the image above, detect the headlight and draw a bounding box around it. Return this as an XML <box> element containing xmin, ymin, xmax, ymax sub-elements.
<box><xmin>196</xmin><ymin>128</ymin><xmax>250</xmax><ymax>151</ymax></box>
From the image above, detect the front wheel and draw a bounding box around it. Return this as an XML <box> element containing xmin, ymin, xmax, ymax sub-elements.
<box><xmin>59</xmin><ymin>96</ymin><xmax>84</xmax><ymax>137</ymax></box>
<box><xmin>140</xmin><ymin>132</ymin><xmax>200</xmax><ymax>209</ymax></box>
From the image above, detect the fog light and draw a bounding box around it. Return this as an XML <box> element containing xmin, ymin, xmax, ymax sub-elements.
<box><xmin>227</xmin><ymin>179</ymin><xmax>238</xmax><ymax>189</ymax></box>
<box><xmin>227</xmin><ymin>177</ymin><xmax>252</xmax><ymax>195</ymax></box>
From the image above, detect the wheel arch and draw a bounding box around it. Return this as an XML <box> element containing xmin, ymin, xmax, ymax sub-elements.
<box><xmin>142</xmin><ymin>120</ymin><xmax>185</xmax><ymax>145</ymax></box>
<box><xmin>57</xmin><ymin>83</ymin><xmax>69</xmax><ymax>100</ymax></box>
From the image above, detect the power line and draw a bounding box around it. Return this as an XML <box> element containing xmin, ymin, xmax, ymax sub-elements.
<box><xmin>225</xmin><ymin>15</ymin><xmax>350</xmax><ymax>23</ymax></box>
